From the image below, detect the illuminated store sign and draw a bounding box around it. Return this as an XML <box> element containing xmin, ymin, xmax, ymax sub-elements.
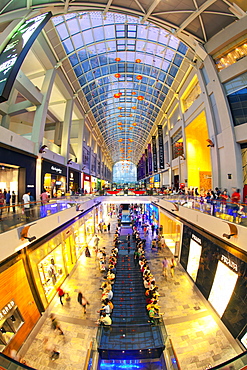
<box><xmin>51</xmin><ymin>166</ymin><xmax>62</xmax><ymax>174</ymax></box>
<box><xmin>0</xmin><ymin>12</ymin><xmax>52</xmax><ymax>102</ymax></box>
<box><xmin>221</xmin><ymin>255</ymin><xmax>237</xmax><ymax>272</ymax></box>
<box><xmin>187</xmin><ymin>236</ymin><xmax>202</xmax><ymax>281</ymax></box>
<box><xmin>208</xmin><ymin>261</ymin><xmax>238</xmax><ymax>317</ymax></box>
<box><xmin>0</xmin><ymin>300</ymin><xmax>15</xmax><ymax>320</ymax></box>
<box><xmin>191</xmin><ymin>234</ymin><xmax>201</xmax><ymax>244</ymax></box>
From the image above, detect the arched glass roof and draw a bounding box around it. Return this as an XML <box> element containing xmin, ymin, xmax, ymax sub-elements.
<box><xmin>53</xmin><ymin>12</ymin><xmax>188</xmax><ymax>164</ymax></box>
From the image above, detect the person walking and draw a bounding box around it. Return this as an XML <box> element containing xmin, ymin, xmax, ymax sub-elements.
<box><xmin>160</xmin><ymin>235</ymin><xmax>167</xmax><ymax>249</ymax></box>
<box><xmin>170</xmin><ymin>258</ymin><xmax>177</xmax><ymax>277</ymax></box>
<box><xmin>12</xmin><ymin>191</ymin><xmax>16</xmax><ymax>213</ymax></box>
<box><xmin>77</xmin><ymin>291</ymin><xmax>90</xmax><ymax>314</ymax></box>
<box><xmin>40</xmin><ymin>189</ymin><xmax>49</xmax><ymax>205</ymax></box>
<box><xmin>162</xmin><ymin>257</ymin><xmax>169</xmax><ymax>279</ymax></box>
<box><xmin>0</xmin><ymin>189</ymin><xmax>5</xmax><ymax>220</ymax></box>
<box><xmin>49</xmin><ymin>313</ymin><xmax>64</xmax><ymax>335</ymax></box>
<box><xmin>107</xmin><ymin>222</ymin><xmax>111</xmax><ymax>233</ymax></box>
<box><xmin>22</xmin><ymin>191</ymin><xmax>31</xmax><ymax>220</ymax></box>
<box><xmin>57</xmin><ymin>286</ymin><xmax>65</xmax><ymax>305</ymax></box>
<box><xmin>5</xmin><ymin>191</ymin><xmax>11</xmax><ymax>212</ymax></box>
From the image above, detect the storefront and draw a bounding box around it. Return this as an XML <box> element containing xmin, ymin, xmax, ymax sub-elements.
<box><xmin>154</xmin><ymin>174</ymin><xmax>160</xmax><ymax>188</ymax></box>
<box><xmin>91</xmin><ymin>176</ymin><xmax>97</xmax><ymax>193</ymax></box>
<box><xmin>83</xmin><ymin>173</ymin><xmax>91</xmax><ymax>194</ymax></box>
<box><xmin>97</xmin><ymin>178</ymin><xmax>102</xmax><ymax>191</ymax></box>
<box><xmin>159</xmin><ymin>211</ymin><xmax>182</xmax><ymax>256</ymax></box>
<box><xmin>180</xmin><ymin>225</ymin><xmax>247</xmax><ymax>346</ymax></box>
<box><xmin>84</xmin><ymin>210</ymin><xmax>95</xmax><ymax>243</ymax></box>
<box><xmin>145</xmin><ymin>204</ymin><xmax>159</xmax><ymax>226</ymax></box>
<box><xmin>0</xmin><ymin>146</ymin><xmax>36</xmax><ymax>202</ymax></box>
<box><xmin>41</xmin><ymin>160</ymin><xmax>66</xmax><ymax>198</ymax></box>
<box><xmin>68</xmin><ymin>170</ymin><xmax>80</xmax><ymax>194</ymax></box>
<box><xmin>0</xmin><ymin>259</ymin><xmax>40</xmax><ymax>356</ymax></box>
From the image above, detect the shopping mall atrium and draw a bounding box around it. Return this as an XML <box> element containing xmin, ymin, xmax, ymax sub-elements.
<box><xmin>0</xmin><ymin>0</ymin><xmax>246</xmax><ymax>369</ymax></box>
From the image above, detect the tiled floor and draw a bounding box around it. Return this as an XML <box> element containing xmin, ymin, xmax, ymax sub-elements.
<box><xmin>21</xmin><ymin>216</ymin><xmax>242</xmax><ymax>370</ymax></box>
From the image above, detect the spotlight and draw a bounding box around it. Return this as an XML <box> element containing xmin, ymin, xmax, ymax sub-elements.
<box><xmin>222</xmin><ymin>233</ymin><xmax>236</xmax><ymax>239</ymax></box>
<box><xmin>206</xmin><ymin>139</ymin><xmax>214</xmax><ymax>147</ymax></box>
<box><xmin>67</xmin><ymin>159</ymin><xmax>73</xmax><ymax>164</ymax></box>
<box><xmin>39</xmin><ymin>145</ymin><xmax>48</xmax><ymax>153</ymax></box>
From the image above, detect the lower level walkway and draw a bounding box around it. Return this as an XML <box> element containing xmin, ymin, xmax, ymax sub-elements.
<box><xmin>21</xmin><ymin>215</ymin><xmax>242</xmax><ymax>370</ymax></box>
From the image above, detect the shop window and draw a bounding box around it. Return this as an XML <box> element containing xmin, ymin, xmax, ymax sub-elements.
<box><xmin>215</xmin><ymin>42</ymin><xmax>247</xmax><ymax>71</ymax></box>
<box><xmin>0</xmin><ymin>303</ymin><xmax>24</xmax><ymax>351</ymax></box>
<box><xmin>38</xmin><ymin>246</ymin><xmax>65</xmax><ymax>299</ymax></box>
<box><xmin>227</xmin><ymin>87</ymin><xmax>247</xmax><ymax>126</ymax></box>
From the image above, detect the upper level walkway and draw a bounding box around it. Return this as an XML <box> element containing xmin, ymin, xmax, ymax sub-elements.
<box><xmin>0</xmin><ymin>193</ymin><xmax>246</xmax><ymax>237</ymax></box>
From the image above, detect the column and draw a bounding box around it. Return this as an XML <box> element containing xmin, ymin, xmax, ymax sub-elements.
<box><xmin>61</xmin><ymin>98</ymin><xmax>74</xmax><ymax>161</ymax></box>
<box><xmin>31</xmin><ymin>68</ymin><xmax>56</xmax><ymax>153</ymax></box>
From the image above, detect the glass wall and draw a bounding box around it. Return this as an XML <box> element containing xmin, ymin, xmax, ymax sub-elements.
<box><xmin>113</xmin><ymin>161</ymin><xmax>137</xmax><ymax>184</ymax></box>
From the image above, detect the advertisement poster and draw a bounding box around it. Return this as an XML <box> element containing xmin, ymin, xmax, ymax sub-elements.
<box><xmin>148</xmin><ymin>143</ymin><xmax>152</xmax><ymax>174</ymax></box>
<box><xmin>187</xmin><ymin>237</ymin><xmax>202</xmax><ymax>281</ymax></box>
<box><xmin>208</xmin><ymin>261</ymin><xmax>238</xmax><ymax>317</ymax></box>
<box><xmin>152</xmin><ymin>135</ymin><xmax>158</xmax><ymax>173</ymax></box>
<box><xmin>157</xmin><ymin>125</ymin><xmax>164</xmax><ymax>169</ymax></box>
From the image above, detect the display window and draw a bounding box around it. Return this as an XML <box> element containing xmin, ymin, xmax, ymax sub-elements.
<box><xmin>74</xmin><ymin>223</ymin><xmax>86</xmax><ymax>258</ymax></box>
<box><xmin>84</xmin><ymin>213</ymin><xmax>94</xmax><ymax>242</ymax></box>
<box><xmin>0</xmin><ymin>304</ymin><xmax>24</xmax><ymax>351</ymax></box>
<box><xmin>208</xmin><ymin>261</ymin><xmax>238</xmax><ymax>317</ymax></box>
<box><xmin>159</xmin><ymin>211</ymin><xmax>182</xmax><ymax>256</ymax></box>
<box><xmin>187</xmin><ymin>237</ymin><xmax>202</xmax><ymax>281</ymax></box>
<box><xmin>37</xmin><ymin>245</ymin><xmax>65</xmax><ymax>300</ymax></box>
<box><xmin>63</xmin><ymin>229</ymin><xmax>76</xmax><ymax>274</ymax></box>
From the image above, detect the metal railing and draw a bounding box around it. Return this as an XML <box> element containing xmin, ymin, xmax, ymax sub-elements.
<box><xmin>0</xmin><ymin>352</ymin><xmax>36</xmax><ymax>369</ymax></box>
<box><xmin>0</xmin><ymin>195</ymin><xmax>95</xmax><ymax>234</ymax></box>
<box><xmin>156</xmin><ymin>194</ymin><xmax>247</xmax><ymax>227</ymax></box>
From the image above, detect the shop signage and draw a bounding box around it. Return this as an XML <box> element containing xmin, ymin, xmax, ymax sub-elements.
<box><xmin>152</xmin><ymin>136</ymin><xmax>158</xmax><ymax>173</ymax></box>
<box><xmin>84</xmin><ymin>175</ymin><xmax>90</xmax><ymax>181</ymax></box>
<box><xmin>221</xmin><ymin>255</ymin><xmax>238</xmax><ymax>272</ymax></box>
<box><xmin>0</xmin><ymin>300</ymin><xmax>15</xmax><ymax>320</ymax></box>
<box><xmin>192</xmin><ymin>234</ymin><xmax>201</xmax><ymax>244</ymax></box>
<box><xmin>157</xmin><ymin>125</ymin><xmax>164</xmax><ymax>169</ymax></box>
<box><xmin>51</xmin><ymin>165</ymin><xmax>62</xmax><ymax>174</ymax></box>
<box><xmin>70</xmin><ymin>172</ymin><xmax>74</xmax><ymax>181</ymax></box>
<box><xmin>27</xmin><ymin>184</ymin><xmax>34</xmax><ymax>188</ymax></box>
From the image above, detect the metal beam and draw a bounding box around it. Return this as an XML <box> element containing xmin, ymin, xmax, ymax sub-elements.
<box><xmin>141</xmin><ymin>0</ymin><xmax>161</xmax><ymax>24</ymax></box>
<box><xmin>175</xmin><ymin>0</ymin><xmax>218</xmax><ymax>34</ymax></box>
<box><xmin>103</xmin><ymin>0</ymin><xmax>114</xmax><ymax>15</ymax></box>
<box><xmin>14</xmin><ymin>71</ymin><xmax>43</xmax><ymax>106</ymax></box>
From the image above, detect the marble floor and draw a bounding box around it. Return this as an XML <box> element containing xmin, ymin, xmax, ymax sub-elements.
<box><xmin>21</xmin><ymin>215</ymin><xmax>242</xmax><ymax>370</ymax></box>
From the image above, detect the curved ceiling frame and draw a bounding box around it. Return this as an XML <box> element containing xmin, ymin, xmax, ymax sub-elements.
<box><xmin>50</xmin><ymin>11</ymin><xmax>188</xmax><ymax>162</ymax></box>
<box><xmin>0</xmin><ymin>0</ymin><xmax>242</xmax><ymax>166</ymax></box>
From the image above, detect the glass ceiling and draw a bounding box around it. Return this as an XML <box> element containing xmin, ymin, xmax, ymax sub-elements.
<box><xmin>53</xmin><ymin>12</ymin><xmax>188</xmax><ymax>164</ymax></box>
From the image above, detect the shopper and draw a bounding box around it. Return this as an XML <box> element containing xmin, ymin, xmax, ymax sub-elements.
<box><xmin>22</xmin><ymin>191</ymin><xmax>31</xmax><ymax>220</ymax></box>
<box><xmin>0</xmin><ymin>189</ymin><xmax>5</xmax><ymax>220</ymax></box>
<box><xmin>107</xmin><ymin>222</ymin><xmax>111</xmax><ymax>233</ymax></box>
<box><xmin>12</xmin><ymin>191</ymin><xmax>16</xmax><ymax>213</ymax></box>
<box><xmin>40</xmin><ymin>189</ymin><xmax>49</xmax><ymax>205</ymax></box>
<box><xmin>49</xmin><ymin>313</ymin><xmax>64</xmax><ymax>335</ymax></box>
<box><xmin>162</xmin><ymin>257</ymin><xmax>169</xmax><ymax>278</ymax></box>
<box><xmin>57</xmin><ymin>286</ymin><xmax>65</xmax><ymax>305</ymax></box>
<box><xmin>77</xmin><ymin>291</ymin><xmax>90</xmax><ymax>313</ymax></box>
<box><xmin>6</xmin><ymin>191</ymin><xmax>11</xmax><ymax>212</ymax></box>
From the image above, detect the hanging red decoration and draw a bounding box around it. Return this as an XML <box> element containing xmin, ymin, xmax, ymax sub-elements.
<box><xmin>136</xmin><ymin>75</ymin><xmax>142</xmax><ymax>80</ymax></box>
<box><xmin>135</xmin><ymin>59</ymin><xmax>141</xmax><ymax>63</ymax></box>
<box><xmin>131</xmin><ymin>92</ymin><xmax>136</xmax><ymax>95</ymax></box>
<box><xmin>114</xmin><ymin>93</ymin><xmax>121</xmax><ymax>98</ymax></box>
<box><xmin>137</xmin><ymin>96</ymin><xmax>144</xmax><ymax>101</ymax></box>
<box><xmin>118</xmin><ymin>107</ymin><xmax>123</xmax><ymax>110</ymax></box>
<box><xmin>115</xmin><ymin>73</ymin><xmax>121</xmax><ymax>78</ymax></box>
<box><xmin>115</xmin><ymin>58</ymin><xmax>121</xmax><ymax>62</ymax></box>
<box><xmin>132</xmin><ymin>106</ymin><xmax>137</xmax><ymax>110</ymax></box>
